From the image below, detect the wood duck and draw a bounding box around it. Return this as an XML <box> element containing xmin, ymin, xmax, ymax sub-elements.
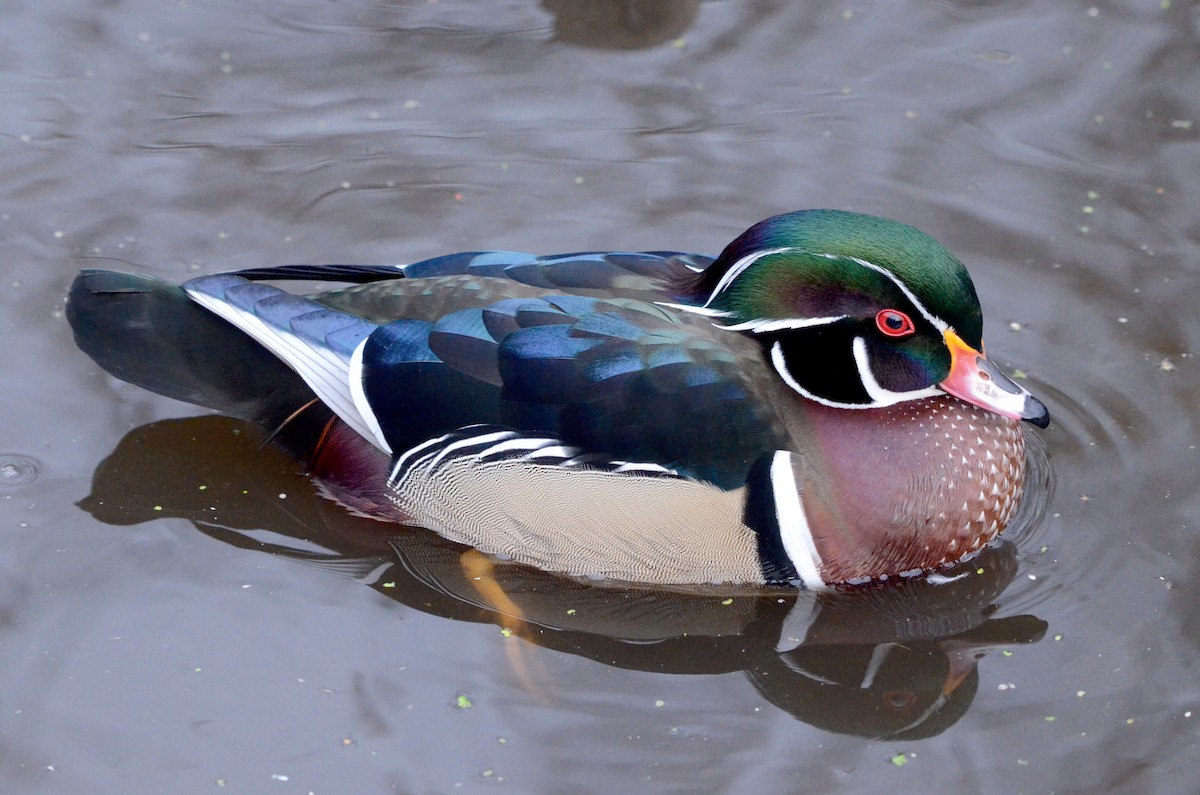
<box><xmin>67</xmin><ymin>209</ymin><xmax>1049</xmax><ymax>589</ymax></box>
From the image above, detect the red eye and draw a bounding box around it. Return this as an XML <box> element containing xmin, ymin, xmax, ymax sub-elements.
<box><xmin>876</xmin><ymin>309</ymin><xmax>915</xmax><ymax>337</ymax></box>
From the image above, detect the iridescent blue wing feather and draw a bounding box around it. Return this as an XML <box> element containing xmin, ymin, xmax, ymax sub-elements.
<box><xmin>179</xmin><ymin>254</ymin><xmax>772</xmax><ymax>488</ymax></box>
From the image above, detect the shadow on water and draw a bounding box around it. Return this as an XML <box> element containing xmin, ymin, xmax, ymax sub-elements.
<box><xmin>80</xmin><ymin>414</ymin><xmax>1048</xmax><ymax>740</ymax></box>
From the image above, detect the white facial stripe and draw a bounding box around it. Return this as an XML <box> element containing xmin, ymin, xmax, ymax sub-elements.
<box><xmin>654</xmin><ymin>301</ymin><xmax>734</xmax><ymax>318</ymax></box>
<box><xmin>703</xmin><ymin>246</ymin><xmax>797</xmax><ymax>307</ymax></box>
<box><xmin>719</xmin><ymin>315</ymin><xmax>847</xmax><ymax>333</ymax></box>
<box><xmin>771</xmin><ymin>339</ymin><xmax>940</xmax><ymax>410</ymax></box>
<box><xmin>702</xmin><ymin>248</ymin><xmax>951</xmax><ymax>332</ymax></box>
<box><xmin>349</xmin><ymin>338</ymin><xmax>393</xmax><ymax>453</ymax></box>
<box><xmin>851</xmin><ymin>336</ymin><xmax>943</xmax><ymax>406</ymax></box>
<box><xmin>843</xmin><ymin>255</ymin><xmax>949</xmax><ymax>333</ymax></box>
<box><xmin>770</xmin><ymin>341</ymin><xmax>861</xmax><ymax>409</ymax></box>
<box><xmin>769</xmin><ymin>451</ymin><xmax>825</xmax><ymax>590</ymax></box>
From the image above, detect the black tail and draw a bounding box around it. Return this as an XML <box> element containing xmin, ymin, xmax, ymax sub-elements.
<box><xmin>67</xmin><ymin>270</ymin><xmax>315</xmax><ymax>430</ymax></box>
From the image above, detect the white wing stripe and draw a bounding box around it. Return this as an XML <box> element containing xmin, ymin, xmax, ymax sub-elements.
<box><xmin>186</xmin><ymin>288</ymin><xmax>379</xmax><ymax>446</ymax></box>
<box><xmin>348</xmin><ymin>339</ymin><xmax>392</xmax><ymax>453</ymax></box>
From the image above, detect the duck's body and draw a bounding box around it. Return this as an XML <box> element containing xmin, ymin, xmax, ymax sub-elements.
<box><xmin>68</xmin><ymin>210</ymin><xmax>1047</xmax><ymax>589</ymax></box>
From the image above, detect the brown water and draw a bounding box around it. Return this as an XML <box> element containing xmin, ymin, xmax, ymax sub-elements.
<box><xmin>3</xmin><ymin>1</ymin><xmax>1198</xmax><ymax>792</ymax></box>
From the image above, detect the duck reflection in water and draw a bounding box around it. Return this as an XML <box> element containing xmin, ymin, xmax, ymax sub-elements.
<box><xmin>80</xmin><ymin>415</ymin><xmax>1047</xmax><ymax>739</ymax></box>
<box><xmin>542</xmin><ymin>0</ymin><xmax>700</xmax><ymax>50</ymax></box>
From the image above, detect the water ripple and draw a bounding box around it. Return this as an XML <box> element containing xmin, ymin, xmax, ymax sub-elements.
<box><xmin>0</xmin><ymin>453</ymin><xmax>39</xmax><ymax>488</ymax></box>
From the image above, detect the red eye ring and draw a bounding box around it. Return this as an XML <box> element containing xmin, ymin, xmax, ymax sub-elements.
<box><xmin>876</xmin><ymin>309</ymin><xmax>915</xmax><ymax>337</ymax></box>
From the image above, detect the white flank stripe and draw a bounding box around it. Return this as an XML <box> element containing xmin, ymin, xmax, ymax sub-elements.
<box><xmin>523</xmin><ymin>445</ymin><xmax>580</xmax><ymax>460</ymax></box>
<box><xmin>426</xmin><ymin>430</ymin><xmax>517</xmax><ymax>470</ymax></box>
<box><xmin>389</xmin><ymin>432</ymin><xmax>454</xmax><ymax>483</ymax></box>
<box><xmin>770</xmin><ymin>451</ymin><xmax>824</xmax><ymax>589</ymax></box>
<box><xmin>475</xmin><ymin>437</ymin><xmax>557</xmax><ymax>458</ymax></box>
<box><xmin>613</xmin><ymin>462</ymin><xmax>675</xmax><ymax>474</ymax></box>
<box><xmin>851</xmin><ymin>336</ymin><xmax>943</xmax><ymax>407</ymax></box>
<box><xmin>348</xmin><ymin>339</ymin><xmax>392</xmax><ymax>453</ymax></box>
<box><xmin>703</xmin><ymin>247</ymin><xmax>794</xmax><ymax>307</ymax></box>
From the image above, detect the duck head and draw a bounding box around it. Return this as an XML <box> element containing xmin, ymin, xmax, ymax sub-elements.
<box><xmin>678</xmin><ymin>210</ymin><xmax>1049</xmax><ymax>428</ymax></box>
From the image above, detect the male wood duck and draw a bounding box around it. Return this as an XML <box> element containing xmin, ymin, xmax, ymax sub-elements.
<box><xmin>68</xmin><ymin>210</ymin><xmax>1049</xmax><ymax>589</ymax></box>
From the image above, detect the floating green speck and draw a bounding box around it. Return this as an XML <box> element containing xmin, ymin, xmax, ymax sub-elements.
<box><xmin>1045</xmin><ymin>715</ymin><xmax>1056</xmax><ymax>722</ymax></box>
<box><xmin>153</xmin><ymin>505</ymin><xmax>163</xmax><ymax>511</ymax></box>
<box><xmin>890</xmin><ymin>753</ymin><xmax>907</xmax><ymax>767</ymax></box>
<box><xmin>381</xmin><ymin>581</ymin><xmax>395</xmax><ymax>589</ymax></box>
<box><xmin>566</xmin><ymin>608</ymin><xmax>576</xmax><ymax>615</ymax></box>
<box><xmin>456</xmin><ymin>693</ymin><xmax>473</xmax><ymax>709</ymax></box>
<box><xmin>1002</xmin><ymin>650</ymin><xmax>1014</xmax><ymax>657</ymax></box>
<box><xmin>721</xmin><ymin>598</ymin><xmax>734</xmax><ymax>606</ymax></box>
<box><xmin>499</xmin><ymin>628</ymin><xmax>512</xmax><ymax>638</ymax></box>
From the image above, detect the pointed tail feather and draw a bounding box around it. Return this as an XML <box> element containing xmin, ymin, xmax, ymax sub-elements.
<box><xmin>67</xmin><ymin>270</ymin><xmax>315</xmax><ymax>428</ymax></box>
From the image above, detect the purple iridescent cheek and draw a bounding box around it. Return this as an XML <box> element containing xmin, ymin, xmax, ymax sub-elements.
<box><xmin>869</xmin><ymin>341</ymin><xmax>947</xmax><ymax>392</ymax></box>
